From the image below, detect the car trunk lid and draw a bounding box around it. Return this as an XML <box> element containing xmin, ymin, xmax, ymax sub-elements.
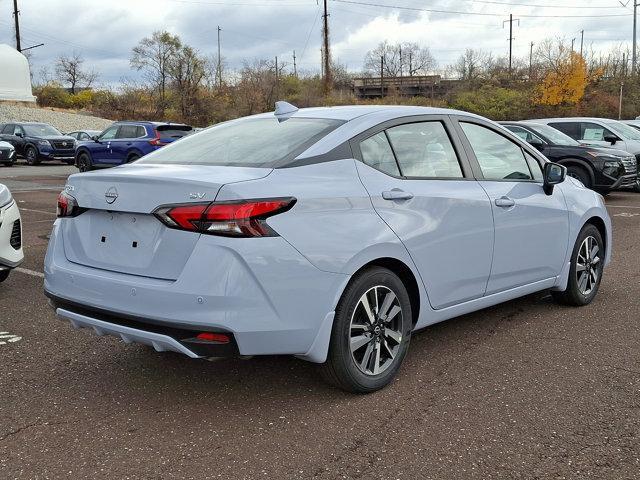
<box><xmin>60</xmin><ymin>164</ymin><xmax>272</xmax><ymax>280</ymax></box>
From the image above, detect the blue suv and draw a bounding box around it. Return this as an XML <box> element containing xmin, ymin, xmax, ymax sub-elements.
<box><xmin>75</xmin><ymin>121</ymin><xmax>193</xmax><ymax>171</ymax></box>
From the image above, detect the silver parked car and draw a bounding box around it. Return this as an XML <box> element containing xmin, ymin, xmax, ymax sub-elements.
<box><xmin>45</xmin><ymin>104</ymin><xmax>612</xmax><ymax>392</ymax></box>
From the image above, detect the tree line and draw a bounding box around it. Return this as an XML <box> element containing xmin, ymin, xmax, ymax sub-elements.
<box><xmin>32</xmin><ymin>31</ymin><xmax>640</xmax><ymax>126</ymax></box>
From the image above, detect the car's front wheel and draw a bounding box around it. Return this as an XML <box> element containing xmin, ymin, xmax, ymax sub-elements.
<box><xmin>566</xmin><ymin>165</ymin><xmax>592</xmax><ymax>189</ymax></box>
<box><xmin>321</xmin><ymin>266</ymin><xmax>412</xmax><ymax>393</ymax></box>
<box><xmin>551</xmin><ymin>223</ymin><xmax>604</xmax><ymax>306</ymax></box>
<box><xmin>0</xmin><ymin>270</ymin><xmax>10</xmax><ymax>283</ymax></box>
<box><xmin>25</xmin><ymin>146</ymin><xmax>40</xmax><ymax>166</ymax></box>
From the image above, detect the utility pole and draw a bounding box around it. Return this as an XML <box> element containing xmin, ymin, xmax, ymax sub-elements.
<box><xmin>579</xmin><ymin>30</ymin><xmax>584</xmax><ymax>57</ymax></box>
<box><xmin>13</xmin><ymin>0</ymin><xmax>21</xmax><ymax>52</ymax></box>
<box><xmin>503</xmin><ymin>14</ymin><xmax>519</xmax><ymax>76</ymax></box>
<box><xmin>275</xmin><ymin>56</ymin><xmax>279</xmax><ymax>99</ymax></box>
<box><xmin>409</xmin><ymin>51</ymin><xmax>413</xmax><ymax>76</ymax></box>
<box><xmin>634</xmin><ymin>1</ymin><xmax>638</xmax><ymax>74</ymax></box>
<box><xmin>217</xmin><ymin>26</ymin><xmax>222</xmax><ymax>88</ymax></box>
<box><xmin>571</xmin><ymin>37</ymin><xmax>575</xmax><ymax>52</ymax></box>
<box><xmin>322</xmin><ymin>0</ymin><xmax>332</xmax><ymax>94</ymax></box>
<box><xmin>529</xmin><ymin>41</ymin><xmax>534</xmax><ymax>79</ymax></box>
<box><xmin>293</xmin><ymin>50</ymin><xmax>297</xmax><ymax>78</ymax></box>
<box><xmin>619</xmin><ymin>81</ymin><xmax>624</xmax><ymax>119</ymax></box>
<box><xmin>380</xmin><ymin>55</ymin><xmax>384</xmax><ymax>98</ymax></box>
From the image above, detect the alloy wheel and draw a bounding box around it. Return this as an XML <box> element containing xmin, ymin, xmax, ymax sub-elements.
<box><xmin>576</xmin><ymin>235</ymin><xmax>600</xmax><ymax>296</ymax></box>
<box><xmin>349</xmin><ymin>285</ymin><xmax>404</xmax><ymax>376</ymax></box>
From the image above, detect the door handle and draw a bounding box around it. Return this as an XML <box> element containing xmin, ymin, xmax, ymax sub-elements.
<box><xmin>382</xmin><ymin>189</ymin><xmax>414</xmax><ymax>201</ymax></box>
<box><xmin>494</xmin><ymin>196</ymin><xmax>515</xmax><ymax>208</ymax></box>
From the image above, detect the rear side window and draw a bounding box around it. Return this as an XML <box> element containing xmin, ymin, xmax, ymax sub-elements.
<box><xmin>549</xmin><ymin>122</ymin><xmax>580</xmax><ymax>140</ymax></box>
<box><xmin>580</xmin><ymin>122</ymin><xmax>611</xmax><ymax>142</ymax></box>
<box><xmin>461</xmin><ymin>122</ymin><xmax>532</xmax><ymax>180</ymax></box>
<box><xmin>386</xmin><ymin>122</ymin><xmax>463</xmax><ymax>178</ymax></box>
<box><xmin>116</xmin><ymin>125</ymin><xmax>143</xmax><ymax>139</ymax></box>
<box><xmin>138</xmin><ymin>117</ymin><xmax>343</xmax><ymax>167</ymax></box>
<box><xmin>360</xmin><ymin>132</ymin><xmax>400</xmax><ymax>176</ymax></box>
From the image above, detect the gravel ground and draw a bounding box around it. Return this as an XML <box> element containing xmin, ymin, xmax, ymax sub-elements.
<box><xmin>0</xmin><ymin>103</ymin><xmax>112</xmax><ymax>133</ymax></box>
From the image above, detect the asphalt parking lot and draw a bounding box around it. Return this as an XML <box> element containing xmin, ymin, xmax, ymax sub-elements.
<box><xmin>1</xmin><ymin>164</ymin><xmax>640</xmax><ymax>479</ymax></box>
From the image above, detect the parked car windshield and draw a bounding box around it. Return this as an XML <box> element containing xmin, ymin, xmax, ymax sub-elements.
<box><xmin>22</xmin><ymin>124</ymin><xmax>62</xmax><ymax>136</ymax></box>
<box><xmin>526</xmin><ymin>124</ymin><xmax>580</xmax><ymax>146</ymax></box>
<box><xmin>604</xmin><ymin>120</ymin><xmax>640</xmax><ymax>141</ymax></box>
<box><xmin>139</xmin><ymin>117</ymin><xmax>343</xmax><ymax>167</ymax></box>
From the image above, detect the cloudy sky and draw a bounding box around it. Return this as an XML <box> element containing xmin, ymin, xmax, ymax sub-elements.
<box><xmin>0</xmin><ymin>0</ymin><xmax>636</xmax><ymax>86</ymax></box>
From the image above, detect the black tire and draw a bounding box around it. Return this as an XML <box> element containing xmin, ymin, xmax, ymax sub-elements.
<box><xmin>64</xmin><ymin>158</ymin><xmax>75</xmax><ymax>165</ymax></box>
<box><xmin>566</xmin><ymin>165</ymin><xmax>592</xmax><ymax>189</ymax></box>
<box><xmin>320</xmin><ymin>266</ymin><xmax>413</xmax><ymax>393</ymax></box>
<box><xmin>551</xmin><ymin>223</ymin><xmax>604</xmax><ymax>306</ymax></box>
<box><xmin>633</xmin><ymin>179</ymin><xmax>640</xmax><ymax>193</ymax></box>
<box><xmin>77</xmin><ymin>152</ymin><xmax>92</xmax><ymax>172</ymax></box>
<box><xmin>2</xmin><ymin>162</ymin><xmax>13</xmax><ymax>167</ymax></box>
<box><xmin>0</xmin><ymin>270</ymin><xmax>10</xmax><ymax>283</ymax></box>
<box><xmin>127</xmin><ymin>154</ymin><xmax>140</xmax><ymax>163</ymax></box>
<box><xmin>25</xmin><ymin>146</ymin><xmax>40</xmax><ymax>166</ymax></box>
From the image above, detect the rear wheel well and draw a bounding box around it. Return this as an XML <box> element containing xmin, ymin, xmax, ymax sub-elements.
<box><xmin>585</xmin><ymin>216</ymin><xmax>607</xmax><ymax>260</ymax></box>
<box><xmin>352</xmin><ymin>258</ymin><xmax>420</xmax><ymax>326</ymax></box>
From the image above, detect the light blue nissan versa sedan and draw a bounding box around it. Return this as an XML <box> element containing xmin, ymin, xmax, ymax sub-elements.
<box><xmin>44</xmin><ymin>103</ymin><xmax>612</xmax><ymax>393</ymax></box>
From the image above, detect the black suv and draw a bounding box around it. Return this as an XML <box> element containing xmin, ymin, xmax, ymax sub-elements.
<box><xmin>0</xmin><ymin>123</ymin><xmax>76</xmax><ymax>165</ymax></box>
<box><xmin>501</xmin><ymin>121</ymin><xmax>637</xmax><ymax>193</ymax></box>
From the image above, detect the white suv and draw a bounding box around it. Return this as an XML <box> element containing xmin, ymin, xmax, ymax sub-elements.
<box><xmin>0</xmin><ymin>184</ymin><xmax>24</xmax><ymax>282</ymax></box>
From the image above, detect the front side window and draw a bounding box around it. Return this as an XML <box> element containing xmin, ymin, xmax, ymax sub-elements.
<box><xmin>580</xmin><ymin>122</ymin><xmax>611</xmax><ymax>142</ymax></box>
<box><xmin>2</xmin><ymin>124</ymin><xmax>14</xmax><ymax>134</ymax></box>
<box><xmin>99</xmin><ymin>126</ymin><xmax>119</xmax><ymax>141</ymax></box>
<box><xmin>461</xmin><ymin>122</ymin><xmax>532</xmax><ymax>180</ymax></box>
<box><xmin>360</xmin><ymin>132</ymin><xmax>400</xmax><ymax>176</ymax></box>
<box><xmin>386</xmin><ymin>122</ymin><xmax>463</xmax><ymax>178</ymax></box>
<box><xmin>138</xmin><ymin>117</ymin><xmax>343</xmax><ymax>167</ymax></box>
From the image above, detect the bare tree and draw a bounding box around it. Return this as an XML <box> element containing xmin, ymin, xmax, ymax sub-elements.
<box><xmin>55</xmin><ymin>53</ymin><xmax>98</xmax><ymax>94</ymax></box>
<box><xmin>131</xmin><ymin>31</ymin><xmax>181</xmax><ymax>115</ymax></box>
<box><xmin>169</xmin><ymin>45</ymin><xmax>208</xmax><ymax>118</ymax></box>
<box><xmin>453</xmin><ymin>48</ymin><xmax>494</xmax><ymax>82</ymax></box>
<box><xmin>364</xmin><ymin>41</ymin><xmax>436</xmax><ymax>77</ymax></box>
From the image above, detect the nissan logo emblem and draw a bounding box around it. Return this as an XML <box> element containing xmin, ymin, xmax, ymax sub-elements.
<box><xmin>105</xmin><ymin>186</ymin><xmax>118</xmax><ymax>204</ymax></box>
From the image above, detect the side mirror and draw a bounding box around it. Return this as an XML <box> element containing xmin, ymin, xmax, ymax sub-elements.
<box><xmin>603</xmin><ymin>133</ymin><xmax>618</xmax><ymax>144</ymax></box>
<box><xmin>15</xmin><ymin>132</ymin><xmax>24</xmax><ymax>138</ymax></box>
<box><xmin>92</xmin><ymin>135</ymin><xmax>100</xmax><ymax>142</ymax></box>
<box><xmin>543</xmin><ymin>162</ymin><xmax>566</xmax><ymax>195</ymax></box>
<box><xmin>527</xmin><ymin>137</ymin><xmax>544</xmax><ymax>151</ymax></box>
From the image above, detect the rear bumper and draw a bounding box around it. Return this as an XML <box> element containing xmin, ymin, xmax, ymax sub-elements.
<box><xmin>44</xmin><ymin>220</ymin><xmax>347</xmax><ymax>361</ymax></box>
<box><xmin>0</xmin><ymin>201</ymin><xmax>24</xmax><ymax>268</ymax></box>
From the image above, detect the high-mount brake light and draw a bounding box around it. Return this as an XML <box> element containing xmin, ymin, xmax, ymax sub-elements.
<box><xmin>153</xmin><ymin>198</ymin><xmax>296</xmax><ymax>237</ymax></box>
<box><xmin>56</xmin><ymin>191</ymin><xmax>85</xmax><ymax>218</ymax></box>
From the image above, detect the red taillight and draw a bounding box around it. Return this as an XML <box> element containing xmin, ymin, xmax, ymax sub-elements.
<box><xmin>153</xmin><ymin>198</ymin><xmax>295</xmax><ymax>237</ymax></box>
<box><xmin>149</xmin><ymin>130</ymin><xmax>168</xmax><ymax>146</ymax></box>
<box><xmin>196</xmin><ymin>332</ymin><xmax>230</xmax><ymax>344</ymax></box>
<box><xmin>57</xmin><ymin>191</ymin><xmax>85</xmax><ymax>218</ymax></box>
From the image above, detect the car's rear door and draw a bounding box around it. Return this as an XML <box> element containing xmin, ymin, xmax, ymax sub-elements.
<box><xmin>352</xmin><ymin>115</ymin><xmax>494</xmax><ymax>310</ymax></box>
<box><xmin>453</xmin><ymin>117</ymin><xmax>569</xmax><ymax>294</ymax></box>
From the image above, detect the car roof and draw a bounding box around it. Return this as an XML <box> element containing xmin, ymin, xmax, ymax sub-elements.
<box><xmin>530</xmin><ymin>117</ymin><xmax>621</xmax><ymax>123</ymax></box>
<box><xmin>252</xmin><ymin>105</ymin><xmax>486</xmax><ymax>122</ymax></box>
<box><xmin>115</xmin><ymin>120</ymin><xmax>191</xmax><ymax>127</ymax></box>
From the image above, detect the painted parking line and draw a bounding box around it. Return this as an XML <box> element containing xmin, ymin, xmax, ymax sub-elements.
<box><xmin>607</xmin><ymin>205</ymin><xmax>640</xmax><ymax>209</ymax></box>
<box><xmin>0</xmin><ymin>332</ymin><xmax>22</xmax><ymax>345</ymax></box>
<box><xmin>613</xmin><ymin>212</ymin><xmax>640</xmax><ymax>217</ymax></box>
<box><xmin>15</xmin><ymin>267</ymin><xmax>44</xmax><ymax>278</ymax></box>
<box><xmin>18</xmin><ymin>207</ymin><xmax>57</xmax><ymax>216</ymax></box>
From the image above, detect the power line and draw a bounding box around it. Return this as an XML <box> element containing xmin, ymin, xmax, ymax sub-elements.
<box><xmin>329</xmin><ymin>0</ymin><xmax>632</xmax><ymax>18</ymax></box>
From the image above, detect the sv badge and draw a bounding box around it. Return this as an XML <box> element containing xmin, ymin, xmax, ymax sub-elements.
<box><xmin>189</xmin><ymin>192</ymin><xmax>206</xmax><ymax>199</ymax></box>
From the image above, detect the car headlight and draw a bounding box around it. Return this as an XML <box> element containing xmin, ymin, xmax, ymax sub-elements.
<box><xmin>37</xmin><ymin>140</ymin><xmax>51</xmax><ymax>146</ymax></box>
<box><xmin>603</xmin><ymin>160</ymin><xmax>623</xmax><ymax>177</ymax></box>
<box><xmin>0</xmin><ymin>185</ymin><xmax>13</xmax><ymax>208</ymax></box>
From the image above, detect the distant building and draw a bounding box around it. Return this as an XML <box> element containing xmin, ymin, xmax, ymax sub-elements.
<box><xmin>353</xmin><ymin>75</ymin><xmax>460</xmax><ymax>99</ymax></box>
<box><xmin>0</xmin><ymin>44</ymin><xmax>36</xmax><ymax>103</ymax></box>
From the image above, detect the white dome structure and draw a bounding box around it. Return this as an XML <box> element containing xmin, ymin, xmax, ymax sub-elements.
<box><xmin>0</xmin><ymin>44</ymin><xmax>36</xmax><ymax>102</ymax></box>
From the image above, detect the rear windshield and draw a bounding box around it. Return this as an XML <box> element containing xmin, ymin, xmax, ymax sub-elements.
<box><xmin>138</xmin><ymin>117</ymin><xmax>344</xmax><ymax>167</ymax></box>
<box><xmin>156</xmin><ymin>125</ymin><xmax>193</xmax><ymax>139</ymax></box>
